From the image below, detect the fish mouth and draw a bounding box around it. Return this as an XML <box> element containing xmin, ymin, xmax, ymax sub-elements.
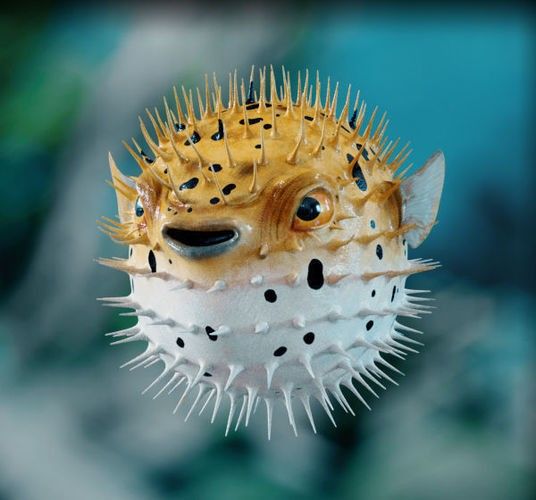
<box><xmin>163</xmin><ymin>224</ymin><xmax>240</xmax><ymax>259</ymax></box>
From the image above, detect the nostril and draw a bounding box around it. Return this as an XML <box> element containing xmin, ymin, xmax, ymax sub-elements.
<box><xmin>163</xmin><ymin>225</ymin><xmax>240</xmax><ymax>259</ymax></box>
<box><xmin>165</xmin><ymin>227</ymin><xmax>236</xmax><ymax>247</ymax></box>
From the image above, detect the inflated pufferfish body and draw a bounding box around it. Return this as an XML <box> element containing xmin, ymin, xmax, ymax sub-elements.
<box><xmin>100</xmin><ymin>68</ymin><xmax>445</xmax><ymax>437</ymax></box>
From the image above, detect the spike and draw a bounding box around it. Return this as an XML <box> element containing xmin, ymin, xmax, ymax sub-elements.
<box><xmin>312</xmin><ymin>114</ymin><xmax>327</xmax><ymax>157</ymax></box>
<box><xmin>109</xmin><ymin>333</ymin><xmax>144</xmax><ymax>346</ymax></box>
<box><xmin>104</xmin><ymin>325</ymin><xmax>139</xmax><ymax>338</ymax></box>
<box><xmin>224</xmin><ymin>364</ymin><xmax>244</xmax><ymax>391</ymax></box>
<box><xmin>234</xmin><ymin>394</ymin><xmax>247</xmax><ymax>431</ymax></box>
<box><xmin>258</xmin><ymin>66</ymin><xmax>266</xmax><ymax>111</ymax></box>
<box><xmin>269</xmin><ymin>65</ymin><xmax>279</xmax><ymax>105</ymax></box>
<box><xmin>255</xmin><ymin>322</ymin><xmax>269</xmax><ymax>334</ymax></box>
<box><xmin>286</xmin><ymin>125</ymin><xmax>303</xmax><ymax>165</ymax></box>
<box><xmin>282</xmin><ymin>385</ymin><xmax>298</xmax><ymax>436</ymax></box>
<box><xmin>328</xmin><ymin>81</ymin><xmax>339</xmax><ymax>119</ymax></box>
<box><xmin>340</xmin><ymin>376</ymin><xmax>371</xmax><ymax>410</ymax></box>
<box><xmin>225</xmin><ymin>392</ymin><xmax>237</xmax><ymax>436</ymax></box>
<box><xmin>291</xmin><ymin>315</ymin><xmax>305</xmax><ymax>328</ymax></box>
<box><xmin>199</xmin><ymin>388</ymin><xmax>215</xmax><ymax>416</ymax></box>
<box><xmin>265</xmin><ymin>398</ymin><xmax>274</xmax><ymax>440</ymax></box>
<box><xmin>172</xmin><ymin>85</ymin><xmax>187</xmax><ymax>126</ymax></box>
<box><xmin>245</xmin><ymin>386</ymin><xmax>258</xmax><ymax>426</ymax></box>
<box><xmin>259</xmin><ymin>242</ymin><xmax>270</xmax><ymax>258</ymax></box>
<box><xmin>264</xmin><ymin>361</ymin><xmax>277</xmax><ymax>389</ymax></box>
<box><xmin>120</xmin><ymin>346</ymin><xmax>157</xmax><ymax>369</ymax></box>
<box><xmin>300</xmin><ymin>395</ymin><xmax>317</xmax><ymax>433</ymax></box>
<box><xmin>185</xmin><ymin>385</ymin><xmax>206</xmax><ymax>421</ymax></box>
<box><xmin>258</xmin><ymin>127</ymin><xmax>267</xmax><ymax>165</ymax></box>
<box><xmin>314</xmin><ymin>392</ymin><xmax>337</xmax><ymax>427</ymax></box>
<box><xmin>211</xmin><ymin>384</ymin><xmax>224</xmax><ymax>423</ymax></box>
<box><xmin>299</xmin><ymin>354</ymin><xmax>316</xmax><ymax>379</ymax></box>
<box><xmin>152</xmin><ymin>372</ymin><xmax>181</xmax><ymax>400</ymax></box>
<box><xmin>209</xmin><ymin>167</ymin><xmax>227</xmax><ymax>205</ymax></box>
<box><xmin>312</xmin><ymin>70</ymin><xmax>322</xmax><ymax>123</ymax></box>
<box><xmin>323</xmin><ymin>76</ymin><xmax>331</xmax><ymax>114</ymax></box>
<box><xmin>219</xmin><ymin>133</ymin><xmax>235</xmax><ymax>172</ymax></box>
<box><xmin>249</xmin><ymin>160</ymin><xmax>259</xmax><ymax>194</ymax></box>
<box><xmin>331</xmin><ymin>384</ymin><xmax>355</xmax><ymax>415</ymax></box>
<box><xmin>145</xmin><ymin>108</ymin><xmax>165</xmax><ymax>143</ymax></box>
<box><xmin>168</xmin><ymin>375</ymin><xmax>186</xmax><ymax>395</ymax></box>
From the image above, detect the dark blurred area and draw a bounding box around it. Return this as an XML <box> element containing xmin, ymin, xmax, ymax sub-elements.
<box><xmin>0</xmin><ymin>2</ymin><xmax>534</xmax><ymax>499</ymax></box>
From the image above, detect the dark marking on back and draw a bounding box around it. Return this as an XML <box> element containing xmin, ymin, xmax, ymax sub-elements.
<box><xmin>239</xmin><ymin>117</ymin><xmax>263</xmax><ymax>125</ymax></box>
<box><xmin>222</xmin><ymin>183</ymin><xmax>236</xmax><ymax>195</ymax></box>
<box><xmin>184</xmin><ymin>131</ymin><xmax>201</xmax><ymax>145</ymax></box>
<box><xmin>180</xmin><ymin>177</ymin><xmax>199</xmax><ymax>190</ymax></box>
<box><xmin>352</xmin><ymin>164</ymin><xmax>367</xmax><ymax>191</ymax></box>
<box><xmin>211</xmin><ymin>119</ymin><xmax>224</xmax><ymax>140</ymax></box>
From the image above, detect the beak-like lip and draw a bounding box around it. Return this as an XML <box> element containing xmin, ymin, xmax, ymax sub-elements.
<box><xmin>163</xmin><ymin>224</ymin><xmax>240</xmax><ymax>259</ymax></box>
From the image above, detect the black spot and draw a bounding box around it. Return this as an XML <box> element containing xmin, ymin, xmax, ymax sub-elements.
<box><xmin>239</xmin><ymin>117</ymin><xmax>263</xmax><ymax>125</ymax></box>
<box><xmin>376</xmin><ymin>244</ymin><xmax>383</xmax><ymax>260</ymax></box>
<box><xmin>303</xmin><ymin>332</ymin><xmax>315</xmax><ymax>345</ymax></box>
<box><xmin>352</xmin><ymin>164</ymin><xmax>367</xmax><ymax>191</ymax></box>
<box><xmin>176</xmin><ymin>337</ymin><xmax>185</xmax><ymax>348</ymax></box>
<box><xmin>370</xmin><ymin>219</ymin><xmax>376</xmax><ymax>229</ymax></box>
<box><xmin>403</xmin><ymin>239</ymin><xmax>407</xmax><ymax>246</ymax></box>
<box><xmin>254</xmin><ymin>144</ymin><xmax>261</xmax><ymax>149</ymax></box>
<box><xmin>264</xmin><ymin>289</ymin><xmax>277</xmax><ymax>303</ymax></box>
<box><xmin>304</xmin><ymin>115</ymin><xmax>314</xmax><ymax>121</ymax></box>
<box><xmin>371</xmin><ymin>289</ymin><xmax>376</xmax><ymax>297</ymax></box>
<box><xmin>148</xmin><ymin>250</ymin><xmax>157</xmax><ymax>272</ymax></box>
<box><xmin>164</xmin><ymin>168</ymin><xmax>168</xmax><ymax>174</ymax></box>
<box><xmin>246</xmin><ymin>102</ymin><xmax>260</xmax><ymax>110</ymax></box>
<box><xmin>273</xmin><ymin>346</ymin><xmax>287</xmax><ymax>357</ymax></box>
<box><xmin>204</xmin><ymin>372</ymin><xmax>212</xmax><ymax>377</ymax></box>
<box><xmin>211</xmin><ymin>118</ymin><xmax>224</xmax><ymax>140</ymax></box>
<box><xmin>348</xmin><ymin>108</ymin><xmax>358</xmax><ymax>129</ymax></box>
<box><xmin>246</xmin><ymin>80</ymin><xmax>255</xmax><ymax>104</ymax></box>
<box><xmin>129</xmin><ymin>248</ymin><xmax>133</xmax><ymax>257</ymax></box>
<box><xmin>307</xmin><ymin>258</ymin><xmax>324</xmax><ymax>290</ymax></box>
<box><xmin>366</xmin><ymin>320</ymin><xmax>374</xmax><ymax>331</ymax></box>
<box><xmin>184</xmin><ymin>131</ymin><xmax>201</xmax><ymax>145</ymax></box>
<box><xmin>208</xmin><ymin>163</ymin><xmax>222</xmax><ymax>172</ymax></box>
<box><xmin>180</xmin><ymin>177</ymin><xmax>199</xmax><ymax>190</ymax></box>
<box><xmin>210</xmin><ymin>197</ymin><xmax>220</xmax><ymax>205</ymax></box>
<box><xmin>346</xmin><ymin>153</ymin><xmax>354</xmax><ymax>163</ymax></box>
<box><xmin>206</xmin><ymin>326</ymin><xmax>217</xmax><ymax>341</ymax></box>
<box><xmin>222</xmin><ymin>183</ymin><xmax>236</xmax><ymax>195</ymax></box>
<box><xmin>391</xmin><ymin>286</ymin><xmax>397</xmax><ymax>302</ymax></box>
<box><xmin>140</xmin><ymin>150</ymin><xmax>154</xmax><ymax>164</ymax></box>
<box><xmin>356</xmin><ymin>144</ymin><xmax>369</xmax><ymax>161</ymax></box>
<box><xmin>168</xmin><ymin>259</ymin><xmax>172</xmax><ymax>264</ymax></box>
<box><xmin>174</xmin><ymin>122</ymin><xmax>186</xmax><ymax>131</ymax></box>
<box><xmin>263</xmin><ymin>123</ymin><xmax>272</xmax><ymax>129</ymax></box>
<box><xmin>187</xmin><ymin>207</ymin><xmax>193</xmax><ymax>213</ymax></box>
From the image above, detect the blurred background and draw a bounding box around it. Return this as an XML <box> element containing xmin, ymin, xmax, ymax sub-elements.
<box><xmin>0</xmin><ymin>1</ymin><xmax>534</xmax><ymax>499</ymax></box>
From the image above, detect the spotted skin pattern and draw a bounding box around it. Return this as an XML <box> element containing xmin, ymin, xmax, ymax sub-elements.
<box><xmin>99</xmin><ymin>67</ymin><xmax>445</xmax><ymax>437</ymax></box>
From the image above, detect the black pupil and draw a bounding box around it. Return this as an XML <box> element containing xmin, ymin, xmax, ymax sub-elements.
<box><xmin>135</xmin><ymin>199</ymin><xmax>144</xmax><ymax>217</ymax></box>
<box><xmin>297</xmin><ymin>196</ymin><xmax>321</xmax><ymax>221</ymax></box>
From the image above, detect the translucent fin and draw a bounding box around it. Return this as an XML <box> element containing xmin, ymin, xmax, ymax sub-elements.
<box><xmin>400</xmin><ymin>151</ymin><xmax>445</xmax><ymax>248</ymax></box>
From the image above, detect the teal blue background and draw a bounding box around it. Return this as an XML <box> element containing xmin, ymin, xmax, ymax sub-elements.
<box><xmin>0</xmin><ymin>3</ymin><xmax>534</xmax><ymax>499</ymax></box>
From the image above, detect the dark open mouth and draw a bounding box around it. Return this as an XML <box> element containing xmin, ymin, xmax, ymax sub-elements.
<box><xmin>163</xmin><ymin>225</ymin><xmax>239</xmax><ymax>259</ymax></box>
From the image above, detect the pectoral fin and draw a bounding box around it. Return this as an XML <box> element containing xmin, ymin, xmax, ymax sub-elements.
<box><xmin>400</xmin><ymin>151</ymin><xmax>445</xmax><ymax>248</ymax></box>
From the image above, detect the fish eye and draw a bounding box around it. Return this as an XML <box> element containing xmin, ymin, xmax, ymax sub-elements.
<box><xmin>292</xmin><ymin>188</ymin><xmax>333</xmax><ymax>231</ymax></box>
<box><xmin>135</xmin><ymin>197</ymin><xmax>144</xmax><ymax>217</ymax></box>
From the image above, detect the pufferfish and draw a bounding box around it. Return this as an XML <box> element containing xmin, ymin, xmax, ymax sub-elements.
<box><xmin>99</xmin><ymin>67</ymin><xmax>444</xmax><ymax>438</ymax></box>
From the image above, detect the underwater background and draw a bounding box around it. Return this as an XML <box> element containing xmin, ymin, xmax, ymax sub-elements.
<box><xmin>0</xmin><ymin>2</ymin><xmax>534</xmax><ymax>499</ymax></box>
